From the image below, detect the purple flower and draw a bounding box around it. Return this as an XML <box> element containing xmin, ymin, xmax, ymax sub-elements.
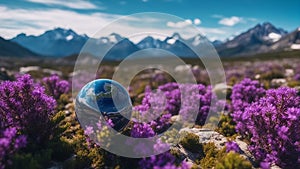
<box><xmin>84</xmin><ymin>125</ymin><xmax>94</xmax><ymax>135</ymax></box>
<box><xmin>131</xmin><ymin>122</ymin><xmax>155</xmax><ymax>138</ymax></box>
<box><xmin>139</xmin><ymin>152</ymin><xmax>190</xmax><ymax>169</ymax></box>
<box><xmin>41</xmin><ymin>74</ymin><xmax>70</xmax><ymax>99</ymax></box>
<box><xmin>0</xmin><ymin>74</ymin><xmax>56</xmax><ymax>144</ymax></box>
<box><xmin>260</xmin><ymin>161</ymin><xmax>270</xmax><ymax>169</ymax></box>
<box><xmin>231</xmin><ymin>78</ymin><xmax>265</xmax><ymax>133</ymax></box>
<box><xmin>135</xmin><ymin>82</ymin><xmax>224</xmax><ymax>127</ymax></box>
<box><xmin>294</xmin><ymin>73</ymin><xmax>300</xmax><ymax>81</ymax></box>
<box><xmin>226</xmin><ymin>141</ymin><xmax>241</xmax><ymax>153</ymax></box>
<box><xmin>153</xmin><ymin>139</ymin><xmax>170</xmax><ymax>154</ymax></box>
<box><xmin>0</xmin><ymin>127</ymin><xmax>27</xmax><ymax>168</ymax></box>
<box><xmin>233</xmin><ymin>87</ymin><xmax>300</xmax><ymax>168</ymax></box>
<box><xmin>231</xmin><ymin>78</ymin><xmax>265</xmax><ymax>112</ymax></box>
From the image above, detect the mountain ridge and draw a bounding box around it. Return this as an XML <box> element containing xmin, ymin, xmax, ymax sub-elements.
<box><xmin>3</xmin><ymin>22</ymin><xmax>300</xmax><ymax>60</ymax></box>
<box><xmin>0</xmin><ymin>37</ymin><xmax>39</xmax><ymax>58</ymax></box>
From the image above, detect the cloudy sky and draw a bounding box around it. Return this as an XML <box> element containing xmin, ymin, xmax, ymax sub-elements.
<box><xmin>1</xmin><ymin>0</ymin><xmax>299</xmax><ymax>41</ymax></box>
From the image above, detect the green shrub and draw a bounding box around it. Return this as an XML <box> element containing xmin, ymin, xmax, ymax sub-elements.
<box><xmin>260</xmin><ymin>70</ymin><xmax>284</xmax><ymax>80</ymax></box>
<box><xmin>11</xmin><ymin>153</ymin><xmax>42</xmax><ymax>169</ymax></box>
<box><xmin>179</xmin><ymin>132</ymin><xmax>203</xmax><ymax>153</ymax></box>
<box><xmin>288</xmin><ymin>80</ymin><xmax>300</xmax><ymax>88</ymax></box>
<box><xmin>215</xmin><ymin>152</ymin><xmax>252</xmax><ymax>169</ymax></box>
<box><xmin>216</xmin><ymin>114</ymin><xmax>237</xmax><ymax>137</ymax></box>
<box><xmin>199</xmin><ymin>143</ymin><xmax>226</xmax><ymax>168</ymax></box>
<box><xmin>192</xmin><ymin>142</ymin><xmax>252</xmax><ymax>169</ymax></box>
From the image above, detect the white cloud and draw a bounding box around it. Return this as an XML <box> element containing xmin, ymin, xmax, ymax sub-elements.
<box><xmin>0</xmin><ymin>6</ymin><xmax>118</xmax><ymax>38</ymax></box>
<box><xmin>0</xmin><ymin>5</ymin><xmax>237</xmax><ymax>42</ymax></box>
<box><xmin>166</xmin><ymin>20</ymin><xmax>192</xmax><ymax>28</ymax></box>
<box><xmin>193</xmin><ymin>18</ymin><xmax>201</xmax><ymax>25</ymax></box>
<box><xmin>0</xmin><ymin>6</ymin><xmax>181</xmax><ymax>40</ymax></box>
<box><xmin>26</xmin><ymin>0</ymin><xmax>99</xmax><ymax>10</ymax></box>
<box><xmin>218</xmin><ymin>16</ymin><xmax>242</xmax><ymax>26</ymax></box>
<box><xmin>185</xmin><ymin>19</ymin><xmax>192</xmax><ymax>24</ymax></box>
<box><xmin>166</xmin><ymin>18</ymin><xmax>201</xmax><ymax>28</ymax></box>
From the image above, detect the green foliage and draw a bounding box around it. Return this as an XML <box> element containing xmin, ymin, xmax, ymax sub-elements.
<box><xmin>215</xmin><ymin>152</ymin><xmax>252</xmax><ymax>169</ymax></box>
<box><xmin>11</xmin><ymin>153</ymin><xmax>42</xmax><ymax>169</ymax></box>
<box><xmin>191</xmin><ymin>143</ymin><xmax>252</xmax><ymax>169</ymax></box>
<box><xmin>10</xmin><ymin>111</ymin><xmax>72</xmax><ymax>169</ymax></box>
<box><xmin>228</xmin><ymin>76</ymin><xmax>242</xmax><ymax>87</ymax></box>
<box><xmin>170</xmin><ymin>148</ymin><xmax>185</xmax><ymax>161</ymax></box>
<box><xmin>56</xmin><ymin>111</ymin><xmax>105</xmax><ymax>169</ymax></box>
<box><xmin>56</xmin><ymin>93</ymin><xmax>71</xmax><ymax>111</ymax></box>
<box><xmin>216</xmin><ymin>114</ymin><xmax>237</xmax><ymax>137</ymax></box>
<box><xmin>179</xmin><ymin>132</ymin><xmax>203</xmax><ymax>153</ymax></box>
<box><xmin>199</xmin><ymin>143</ymin><xmax>226</xmax><ymax>169</ymax></box>
<box><xmin>288</xmin><ymin>80</ymin><xmax>300</xmax><ymax>88</ymax></box>
<box><xmin>11</xmin><ymin>149</ymin><xmax>53</xmax><ymax>169</ymax></box>
<box><xmin>9</xmin><ymin>108</ymin><xmax>106</xmax><ymax>169</ymax></box>
<box><xmin>260</xmin><ymin>70</ymin><xmax>284</xmax><ymax>81</ymax></box>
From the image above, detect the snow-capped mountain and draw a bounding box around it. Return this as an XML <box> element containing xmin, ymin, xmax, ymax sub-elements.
<box><xmin>270</xmin><ymin>27</ymin><xmax>300</xmax><ymax>50</ymax></box>
<box><xmin>216</xmin><ymin>22</ymin><xmax>288</xmax><ymax>56</ymax></box>
<box><xmin>136</xmin><ymin>33</ymin><xmax>197</xmax><ymax>57</ymax></box>
<box><xmin>104</xmin><ymin>38</ymin><xmax>139</xmax><ymax>60</ymax></box>
<box><xmin>137</xmin><ymin>36</ymin><xmax>163</xmax><ymax>49</ymax></box>
<box><xmin>11</xmin><ymin>28</ymin><xmax>89</xmax><ymax>57</ymax></box>
<box><xmin>5</xmin><ymin>23</ymin><xmax>300</xmax><ymax>59</ymax></box>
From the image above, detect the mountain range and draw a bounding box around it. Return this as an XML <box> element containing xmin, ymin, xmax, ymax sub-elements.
<box><xmin>1</xmin><ymin>22</ymin><xmax>300</xmax><ymax>60</ymax></box>
<box><xmin>0</xmin><ymin>37</ymin><xmax>38</xmax><ymax>57</ymax></box>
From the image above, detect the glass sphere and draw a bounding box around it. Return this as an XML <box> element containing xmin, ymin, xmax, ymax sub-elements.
<box><xmin>75</xmin><ymin>79</ymin><xmax>132</xmax><ymax>132</ymax></box>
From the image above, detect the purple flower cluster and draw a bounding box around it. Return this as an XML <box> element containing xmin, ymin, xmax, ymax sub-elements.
<box><xmin>0</xmin><ymin>127</ymin><xmax>27</xmax><ymax>169</ymax></box>
<box><xmin>131</xmin><ymin>122</ymin><xmax>155</xmax><ymax>138</ymax></box>
<box><xmin>294</xmin><ymin>73</ymin><xmax>300</xmax><ymax>81</ymax></box>
<box><xmin>0</xmin><ymin>75</ymin><xmax>56</xmax><ymax>138</ymax></box>
<box><xmin>231</xmin><ymin>78</ymin><xmax>265</xmax><ymax>112</ymax></box>
<box><xmin>225</xmin><ymin>141</ymin><xmax>241</xmax><ymax>153</ymax></box>
<box><xmin>233</xmin><ymin>87</ymin><xmax>300</xmax><ymax>168</ymax></box>
<box><xmin>136</xmin><ymin>82</ymin><xmax>223</xmax><ymax>126</ymax></box>
<box><xmin>41</xmin><ymin>74</ymin><xmax>70</xmax><ymax>99</ymax></box>
<box><xmin>139</xmin><ymin>152</ymin><xmax>190</xmax><ymax>169</ymax></box>
<box><xmin>231</xmin><ymin>79</ymin><xmax>266</xmax><ymax>133</ymax></box>
<box><xmin>0</xmin><ymin>74</ymin><xmax>56</xmax><ymax>168</ymax></box>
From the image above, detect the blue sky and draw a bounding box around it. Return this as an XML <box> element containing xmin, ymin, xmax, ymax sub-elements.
<box><xmin>0</xmin><ymin>0</ymin><xmax>299</xmax><ymax>41</ymax></box>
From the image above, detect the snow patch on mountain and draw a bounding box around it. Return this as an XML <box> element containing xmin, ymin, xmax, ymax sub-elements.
<box><xmin>291</xmin><ymin>44</ymin><xmax>300</xmax><ymax>50</ymax></box>
<box><xmin>66</xmin><ymin>35</ymin><xmax>73</xmax><ymax>41</ymax></box>
<box><xmin>167</xmin><ymin>38</ymin><xmax>176</xmax><ymax>44</ymax></box>
<box><xmin>108</xmin><ymin>35</ymin><xmax>117</xmax><ymax>43</ymax></box>
<box><xmin>268</xmin><ymin>32</ymin><xmax>281</xmax><ymax>42</ymax></box>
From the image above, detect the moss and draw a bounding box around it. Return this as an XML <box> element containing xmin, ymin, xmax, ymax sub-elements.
<box><xmin>288</xmin><ymin>80</ymin><xmax>300</xmax><ymax>88</ymax></box>
<box><xmin>57</xmin><ymin>111</ymin><xmax>105</xmax><ymax>169</ymax></box>
<box><xmin>198</xmin><ymin>143</ymin><xmax>226</xmax><ymax>168</ymax></box>
<box><xmin>215</xmin><ymin>152</ymin><xmax>252</xmax><ymax>169</ymax></box>
<box><xmin>191</xmin><ymin>143</ymin><xmax>252</xmax><ymax>169</ymax></box>
<box><xmin>216</xmin><ymin>114</ymin><xmax>237</xmax><ymax>138</ymax></box>
<box><xmin>56</xmin><ymin>93</ymin><xmax>71</xmax><ymax>111</ymax></box>
<box><xmin>179</xmin><ymin>132</ymin><xmax>203</xmax><ymax>153</ymax></box>
<box><xmin>170</xmin><ymin>148</ymin><xmax>185</xmax><ymax>161</ymax></box>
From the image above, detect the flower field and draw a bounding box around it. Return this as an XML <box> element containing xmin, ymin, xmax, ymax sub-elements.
<box><xmin>0</xmin><ymin>58</ymin><xmax>299</xmax><ymax>169</ymax></box>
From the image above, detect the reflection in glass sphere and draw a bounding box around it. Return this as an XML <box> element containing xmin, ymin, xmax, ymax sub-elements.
<box><xmin>75</xmin><ymin>79</ymin><xmax>132</xmax><ymax>132</ymax></box>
